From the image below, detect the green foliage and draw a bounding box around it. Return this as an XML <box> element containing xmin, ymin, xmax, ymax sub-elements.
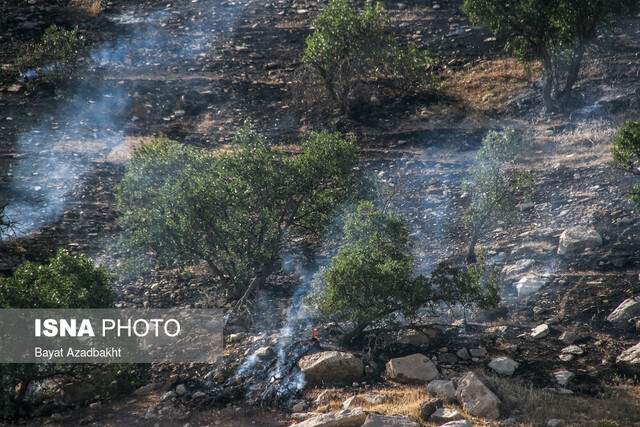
<box><xmin>0</xmin><ymin>250</ymin><xmax>116</xmax><ymax>419</ymax></box>
<box><xmin>463</xmin><ymin>0</ymin><xmax>639</xmax><ymax>111</ymax></box>
<box><xmin>611</xmin><ymin>120</ymin><xmax>640</xmax><ymax>208</ymax></box>
<box><xmin>301</xmin><ymin>0</ymin><xmax>435</xmax><ymax>112</ymax></box>
<box><xmin>16</xmin><ymin>24</ymin><xmax>89</xmax><ymax>91</ymax></box>
<box><xmin>0</xmin><ymin>249</ymin><xmax>114</xmax><ymax>309</ymax></box>
<box><xmin>312</xmin><ymin>201</ymin><xmax>500</xmax><ymax>341</ymax></box>
<box><xmin>463</xmin><ymin>128</ymin><xmax>533</xmax><ymax>260</ymax></box>
<box><xmin>115</xmin><ymin>122</ymin><xmax>359</xmax><ymax>298</ymax></box>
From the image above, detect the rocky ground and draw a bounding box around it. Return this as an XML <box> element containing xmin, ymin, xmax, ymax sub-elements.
<box><xmin>1</xmin><ymin>0</ymin><xmax>640</xmax><ymax>426</ymax></box>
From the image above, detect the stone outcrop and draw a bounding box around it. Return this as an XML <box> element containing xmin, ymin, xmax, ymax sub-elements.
<box><xmin>488</xmin><ymin>357</ymin><xmax>519</xmax><ymax>376</ymax></box>
<box><xmin>607</xmin><ymin>297</ymin><xmax>640</xmax><ymax>328</ymax></box>
<box><xmin>291</xmin><ymin>408</ymin><xmax>367</xmax><ymax>427</ymax></box>
<box><xmin>455</xmin><ymin>371</ymin><xmax>501</xmax><ymax>420</ymax></box>
<box><xmin>616</xmin><ymin>341</ymin><xmax>640</xmax><ymax>376</ymax></box>
<box><xmin>557</xmin><ymin>226</ymin><xmax>602</xmax><ymax>255</ymax></box>
<box><xmin>298</xmin><ymin>351</ymin><xmax>364</xmax><ymax>386</ymax></box>
<box><xmin>385</xmin><ymin>354</ymin><xmax>439</xmax><ymax>384</ymax></box>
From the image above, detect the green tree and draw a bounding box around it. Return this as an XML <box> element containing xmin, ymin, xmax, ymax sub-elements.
<box><xmin>463</xmin><ymin>128</ymin><xmax>533</xmax><ymax>261</ymax></box>
<box><xmin>463</xmin><ymin>0</ymin><xmax>640</xmax><ymax>111</ymax></box>
<box><xmin>312</xmin><ymin>201</ymin><xmax>500</xmax><ymax>343</ymax></box>
<box><xmin>0</xmin><ymin>250</ymin><xmax>117</xmax><ymax>419</ymax></box>
<box><xmin>16</xmin><ymin>24</ymin><xmax>89</xmax><ymax>91</ymax></box>
<box><xmin>301</xmin><ymin>0</ymin><xmax>435</xmax><ymax>113</ymax></box>
<box><xmin>115</xmin><ymin>122</ymin><xmax>359</xmax><ymax>308</ymax></box>
<box><xmin>611</xmin><ymin>120</ymin><xmax>640</xmax><ymax>208</ymax></box>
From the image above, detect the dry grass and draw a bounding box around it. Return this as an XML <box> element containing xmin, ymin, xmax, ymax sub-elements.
<box><xmin>444</xmin><ymin>58</ymin><xmax>539</xmax><ymax>114</ymax></box>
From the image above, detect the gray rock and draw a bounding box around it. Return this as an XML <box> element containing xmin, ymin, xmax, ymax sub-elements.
<box><xmin>486</xmin><ymin>326</ymin><xmax>508</xmax><ymax>335</ymax></box>
<box><xmin>298</xmin><ymin>351</ymin><xmax>364</xmax><ymax>386</ymax></box>
<box><xmin>558</xmin><ymin>226</ymin><xmax>602</xmax><ymax>255</ymax></box>
<box><xmin>362</xmin><ymin>414</ymin><xmax>418</xmax><ymax>427</ymax></box>
<box><xmin>488</xmin><ymin>357</ymin><xmax>519</xmax><ymax>376</ymax></box>
<box><xmin>515</xmin><ymin>276</ymin><xmax>546</xmax><ymax>297</ymax></box>
<box><xmin>175</xmin><ymin>384</ymin><xmax>187</xmax><ymax>396</ymax></box>
<box><xmin>255</xmin><ymin>346</ymin><xmax>273</xmax><ymax>358</ymax></box>
<box><xmin>531</xmin><ymin>324</ymin><xmax>550</xmax><ymax>339</ymax></box>
<box><xmin>456</xmin><ymin>348</ymin><xmax>471</xmax><ymax>361</ymax></box>
<box><xmin>292</xmin><ymin>401</ymin><xmax>307</xmax><ymax>412</ymax></box>
<box><xmin>455</xmin><ymin>371</ymin><xmax>501</xmax><ymax>420</ymax></box>
<box><xmin>469</xmin><ymin>348</ymin><xmax>487</xmax><ymax>358</ymax></box>
<box><xmin>427</xmin><ymin>380</ymin><xmax>456</xmax><ymax>400</ymax></box>
<box><xmin>385</xmin><ymin>354</ymin><xmax>439</xmax><ymax>383</ymax></box>
<box><xmin>341</xmin><ymin>396</ymin><xmax>361</xmax><ymax>409</ymax></box>
<box><xmin>315</xmin><ymin>390</ymin><xmax>333</xmax><ymax>405</ymax></box>
<box><xmin>439</xmin><ymin>353</ymin><xmax>458</xmax><ymax>364</ymax></box>
<box><xmin>547</xmin><ymin>419</ymin><xmax>561</xmax><ymax>427</ymax></box>
<box><xmin>616</xmin><ymin>341</ymin><xmax>640</xmax><ymax>376</ymax></box>
<box><xmin>419</xmin><ymin>397</ymin><xmax>442</xmax><ymax>420</ymax></box>
<box><xmin>553</xmin><ymin>371</ymin><xmax>575</xmax><ymax>386</ymax></box>
<box><xmin>397</xmin><ymin>329</ymin><xmax>431</xmax><ymax>346</ymax></box>
<box><xmin>291</xmin><ymin>408</ymin><xmax>367</xmax><ymax>427</ymax></box>
<box><xmin>431</xmin><ymin>408</ymin><xmax>463</xmax><ymax>424</ymax></box>
<box><xmin>361</xmin><ymin>392</ymin><xmax>388</xmax><ymax>405</ymax></box>
<box><xmin>59</xmin><ymin>382</ymin><xmax>98</xmax><ymax>404</ymax></box>
<box><xmin>559</xmin><ymin>331</ymin><xmax>578</xmax><ymax>345</ymax></box>
<box><xmin>607</xmin><ymin>297</ymin><xmax>640</xmax><ymax>328</ymax></box>
<box><xmin>561</xmin><ymin>345</ymin><xmax>584</xmax><ymax>356</ymax></box>
<box><xmin>144</xmin><ymin>405</ymin><xmax>158</xmax><ymax>419</ymax></box>
<box><xmin>441</xmin><ymin>421</ymin><xmax>472</xmax><ymax>427</ymax></box>
<box><xmin>502</xmin><ymin>259</ymin><xmax>535</xmax><ymax>280</ymax></box>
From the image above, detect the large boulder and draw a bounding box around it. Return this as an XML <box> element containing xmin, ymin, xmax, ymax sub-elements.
<box><xmin>455</xmin><ymin>371</ymin><xmax>501</xmax><ymax>420</ymax></box>
<box><xmin>616</xmin><ymin>341</ymin><xmax>640</xmax><ymax>376</ymax></box>
<box><xmin>385</xmin><ymin>354</ymin><xmax>439</xmax><ymax>384</ymax></box>
<box><xmin>291</xmin><ymin>408</ymin><xmax>367</xmax><ymax>427</ymax></box>
<box><xmin>607</xmin><ymin>297</ymin><xmax>640</xmax><ymax>328</ymax></box>
<box><xmin>362</xmin><ymin>414</ymin><xmax>418</xmax><ymax>427</ymax></box>
<box><xmin>298</xmin><ymin>351</ymin><xmax>364</xmax><ymax>386</ymax></box>
<box><xmin>515</xmin><ymin>276</ymin><xmax>546</xmax><ymax>297</ymax></box>
<box><xmin>488</xmin><ymin>357</ymin><xmax>519</xmax><ymax>376</ymax></box>
<box><xmin>557</xmin><ymin>226</ymin><xmax>602</xmax><ymax>255</ymax></box>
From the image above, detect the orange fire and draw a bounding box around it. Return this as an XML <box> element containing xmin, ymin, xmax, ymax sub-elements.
<box><xmin>311</xmin><ymin>330</ymin><xmax>319</xmax><ymax>341</ymax></box>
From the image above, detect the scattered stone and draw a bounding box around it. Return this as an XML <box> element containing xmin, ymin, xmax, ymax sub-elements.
<box><xmin>145</xmin><ymin>405</ymin><xmax>158</xmax><ymax>419</ymax></box>
<box><xmin>161</xmin><ymin>391</ymin><xmax>176</xmax><ymax>401</ymax></box>
<box><xmin>455</xmin><ymin>371</ymin><xmax>501</xmax><ymax>420</ymax></box>
<box><xmin>292</xmin><ymin>401</ymin><xmax>307</xmax><ymax>413</ymax></box>
<box><xmin>607</xmin><ymin>297</ymin><xmax>640</xmax><ymax>328</ymax></box>
<box><xmin>531</xmin><ymin>324</ymin><xmax>550</xmax><ymax>339</ymax></box>
<box><xmin>616</xmin><ymin>341</ymin><xmax>640</xmax><ymax>376</ymax></box>
<box><xmin>469</xmin><ymin>348</ymin><xmax>487</xmax><ymax>358</ymax></box>
<box><xmin>557</xmin><ymin>226</ymin><xmax>602</xmax><ymax>255</ymax></box>
<box><xmin>291</xmin><ymin>408</ymin><xmax>366</xmax><ymax>427</ymax></box>
<box><xmin>545</xmin><ymin>316</ymin><xmax>560</xmax><ymax>325</ymax></box>
<box><xmin>441</xmin><ymin>421</ymin><xmax>472</xmax><ymax>427</ymax></box>
<box><xmin>553</xmin><ymin>371</ymin><xmax>575</xmax><ymax>386</ymax></box>
<box><xmin>488</xmin><ymin>357</ymin><xmax>519</xmax><ymax>376</ymax></box>
<box><xmin>298</xmin><ymin>351</ymin><xmax>364</xmax><ymax>386</ymax></box>
<box><xmin>515</xmin><ymin>276</ymin><xmax>546</xmax><ymax>297</ymax></box>
<box><xmin>227</xmin><ymin>333</ymin><xmax>243</xmax><ymax>343</ymax></box>
<box><xmin>342</xmin><ymin>396</ymin><xmax>362</xmax><ymax>410</ymax></box>
<box><xmin>397</xmin><ymin>329</ymin><xmax>431</xmax><ymax>346</ymax></box>
<box><xmin>501</xmin><ymin>418</ymin><xmax>517</xmax><ymax>426</ymax></box>
<box><xmin>419</xmin><ymin>397</ymin><xmax>443</xmax><ymax>420</ymax></box>
<box><xmin>7</xmin><ymin>84</ymin><xmax>22</xmax><ymax>93</ymax></box>
<box><xmin>315</xmin><ymin>390</ymin><xmax>333</xmax><ymax>405</ymax></box>
<box><xmin>192</xmin><ymin>391</ymin><xmax>206</xmax><ymax>399</ymax></box>
<box><xmin>456</xmin><ymin>348</ymin><xmax>471</xmax><ymax>361</ymax></box>
<box><xmin>292</xmin><ymin>413</ymin><xmax>322</xmax><ymax>422</ymax></box>
<box><xmin>558</xmin><ymin>354</ymin><xmax>573</xmax><ymax>362</ymax></box>
<box><xmin>133</xmin><ymin>383</ymin><xmax>160</xmax><ymax>396</ymax></box>
<box><xmin>59</xmin><ymin>382</ymin><xmax>98</xmax><ymax>404</ymax></box>
<box><xmin>51</xmin><ymin>413</ymin><xmax>63</xmax><ymax>422</ymax></box>
<box><xmin>431</xmin><ymin>408</ymin><xmax>463</xmax><ymax>424</ymax></box>
<box><xmin>547</xmin><ymin>419</ymin><xmax>561</xmax><ymax>427</ymax></box>
<box><xmin>385</xmin><ymin>354</ymin><xmax>439</xmax><ymax>384</ymax></box>
<box><xmin>175</xmin><ymin>384</ymin><xmax>187</xmax><ymax>395</ymax></box>
<box><xmin>255</xmin><ymin>346</ymin><xmax>273</xmax><ymax>358</ymax></box>
<box><xmin>427</xmin><ymin>380</ymin><xmax>456</xmax><ymax>400</ymax></box>
<box><xmin>439</xmin><ymin>353</ymin><xmax>458</xmax><ymax>364</ymax></box>
<box><xmin>559</xmin><ymin>331</ymin><xmax>578</xmax><ymax>345</ymax></box>
<box><xmin>561</xmin><ymin>345</ymin><xmax>584</xmax><ymax>356</ymax></box>
<box><xmin>362</xmin><ymin>414</ymin><xmax>418</xmax><ymax>427</ymax></box>
<box><xmin>502</xmin><ymin>259</ymin><xmax>535</xmax><ymax>280</ymax></box>
<box><xmin>361</xmin><ymin>392</ymin><xmax>388</xmax><ymax>405</ymax></box>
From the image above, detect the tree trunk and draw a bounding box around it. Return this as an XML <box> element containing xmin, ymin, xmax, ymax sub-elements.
<box><xmin>558</xmin><ymin>42</ymin><xmax>586</xmax><ymax>109</ymax></box>
<box><xmin>340</xmin><ymin>322</ymin><xmax>369</xmax><ymax>345</ymax></box>
<box><xmin>230</xmin><ymin>263</ymin><xmax>274</xmax><ymax>314</ymax></box>
<box><xmin>541</xmin><ymin>55</ymin><xmax>557</xmax><ymax>113</ymax></box>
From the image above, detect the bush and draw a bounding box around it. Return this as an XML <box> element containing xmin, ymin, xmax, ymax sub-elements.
<box><xmin>0</xmin><ymin>250</ymin><xmax>118</xmax><ymax>419</ymax></box>
<box><xmin>16</xmin><ymin>24</ymin><xmax>89</xmax><ymax>91</ymax></box>
<box><xmin>115</xmin><ymin>122</ymin><xmax>359</xmax><ymax>305</ymax></box>
<box><xmin>463</xmin><ymin>128</ymin><xmax>533</xmax><ymax>261</ymax></box>
<box><xmin>312</xmin><ymin>201</ymin><xmax>500</xmax><ymax>343</ymax></box>
<box><xmin>300</xmin><ymin>0</ymin><xmax>435</xmax><ymax>113</ymax></box>
<box><xmin>611</xmin><ymin>120</ymin><xmax>640</xmax><ymax>208</ymax></box>
<box><xmin>463</xmin><ymin>0</ymin><xmax>639</xmax><ymax>111</ymax></box>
